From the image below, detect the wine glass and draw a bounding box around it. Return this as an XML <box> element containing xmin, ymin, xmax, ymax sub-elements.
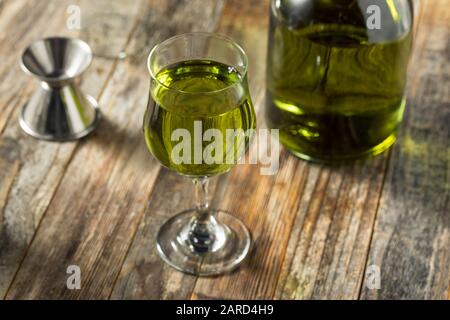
<box><xmin>143</xmin><ymin>33</ymin><xmax>256</xmax><ymax>275</ymax></box>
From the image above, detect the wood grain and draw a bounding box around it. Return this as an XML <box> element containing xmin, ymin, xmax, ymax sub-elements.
<box><xmin>361</xmin><ymin>1</ymin><xmax>450</xmax><ymax>299</ymax></box>
<box><xmin>190</xmin><ymin>0</ymin><xmax>305</xmax><ymax>300</ymax></box>
<box><xmin>111</xmin><ymin>0</ymin><xmax>285</xmax><ymax>300</ymax></box>
<box><xmin>110</xmin><ymin>0</ymin><xmax>228</xmax><ymax>300</ymax></box>
<box><xmin>0</xmin><ymin>0</ymin><xmax>448</xmax><ymax>300</ymax></box>
<box><xmin>274</xmin><ymin>157</ymin><xmax>389</xmax><ymax>299</ymax></box>
<box><xmin>111</xmin><ymin>169</ymin><xmax>200</xmax><ymax>299</ymax></box>
<box><xmin>0</xmin><ymin>0</ymin><xmax>143</xmax><ymax>298</ymax></box>
<box><xmin>4</xmin><ymin>0</ymin><xmax>226</xmax><ymax>299</ymax></box>
<box><xmin>191</xmin><ymin>0</ymin><xmax>386</xmax><ymax>300</ymax></box>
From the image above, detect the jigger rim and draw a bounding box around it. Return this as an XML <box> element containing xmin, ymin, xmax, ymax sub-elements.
<box><xmin>20</xmin><ymin>36</ymin><xmax>93</xmax><ymax>83</ymax></box>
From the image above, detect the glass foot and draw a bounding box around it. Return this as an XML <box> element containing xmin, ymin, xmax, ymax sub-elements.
<box><xmin>156</xmin><ymin>209</ymin><xmax>251</xmax><ymax>276</ymax></box>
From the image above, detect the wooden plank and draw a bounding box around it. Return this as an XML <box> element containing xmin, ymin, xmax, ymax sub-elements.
<box><xmin>0</xmin><ymin>0</ymin><xmax>81</xmax><ymax>297</ymax></box>
<box><xmin>5</xmin><ymin>0</ymin><xmax>226</xmax><ymax>299</ymax></box>
<box><xmin>188</xmin><ymin>0</ymin><xmax>385</xmax><ymax>300</ymax></box>
<box><xmin>0</xmin><ymin>0</ymin><xmax>63</xmax><ymax>134</ymax></box>
<box><xmin>110</xmin><ymin>0</ymin><xmax>229</xmax><ymax>300</ymax></box>
<box><xmin>111</xmin><ymin>0</ymin><xmax>279</xmax><ymax>300</ymax></box>
<box><xmin>191</xmin><ymin>156</ymin><xmax>309</xmax><ymax>299</ymax></box>
<box><xmin>1</xmin><ymin>0</ymin><xmax>446</xmax><ymax>300</ymax></box>
<box><xmin>360</xmin><ymin>0</ymin><xmax>450</xmax><ymax>299</ymax></box>
<box><xmin>273</xmin><ymin>158</ymin><xmax>388</xmax><ymax>299</ymax></box>
<box><xmin>272</xmin><ymin>1</ymin><xmax>443</xmax><ymax>300</ymax></box>
<box><xmin>0</xmin><ymin>0</ymin><xmax>143</xmax><ymax>298</ymax></box>
<box><xmin>110</xmin><ymin>169</ymin><xmax>201</xmax><ymax>299</ymax></box>
<box><xmin>190</xmin><ymin>0</ymin><xmax>306</xmax><ymax>300</ymax></box>
<box><xmin>111</xmin><ymin>0</ymin><xmax>387</xmax><ymax>300</ymax></box>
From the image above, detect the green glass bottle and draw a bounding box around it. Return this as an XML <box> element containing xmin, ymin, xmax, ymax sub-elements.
<box><xmin>266</xmin><ymin>0</ymin><xmax>414</xmax><ymax>162</ymax></box>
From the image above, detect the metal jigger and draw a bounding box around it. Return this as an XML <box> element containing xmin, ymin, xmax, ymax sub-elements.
<box><xmin>20</xmin><ymin>37</ymin><xmax>100</xmax><ymax>141</ymax></box>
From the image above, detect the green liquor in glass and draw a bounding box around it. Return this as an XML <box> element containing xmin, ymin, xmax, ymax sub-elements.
<box><xmin>145</xmin><ymin>60</ymin><xmax>255</xmax><ymax>177</ymax></box>
<box><xmin>144</xmin><ymin>33</ymin><xmax>256</xmax><ymax>276</ymax></box>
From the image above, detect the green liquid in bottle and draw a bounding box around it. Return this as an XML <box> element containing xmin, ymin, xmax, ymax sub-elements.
<box><xmin>266</xmin><ymin>13</ymin><xmax>413</xmax><ymax>162</ymax></box>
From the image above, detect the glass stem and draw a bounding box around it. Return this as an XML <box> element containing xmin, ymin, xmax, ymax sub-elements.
<box><xmin>194</xmin><ymin>177</ymin><xmax>210</xmax><ymax>218</ymax></box>
<box><xmin>189</xmin><ymin>177</ymin><xmax>215</xmax><ymax>253</ymax></box>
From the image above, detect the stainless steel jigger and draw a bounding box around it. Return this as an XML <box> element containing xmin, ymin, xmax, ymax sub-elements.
<box><xmin>20</xmin><ymin>37</ymin><xmax>100</xmax><ymax>141</ymax></box>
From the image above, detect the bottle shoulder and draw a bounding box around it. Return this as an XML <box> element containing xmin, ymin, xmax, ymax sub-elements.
<box><xmin>270</xmin><ymin>0</ymin><xmax>413</xmax><ymax>42</ymax></box>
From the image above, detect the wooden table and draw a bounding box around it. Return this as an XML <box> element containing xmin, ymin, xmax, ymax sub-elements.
<box><xmin>0</xmin><ymin>0</ymin><xmax>448</xmax><ymax>300</ymax></box>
